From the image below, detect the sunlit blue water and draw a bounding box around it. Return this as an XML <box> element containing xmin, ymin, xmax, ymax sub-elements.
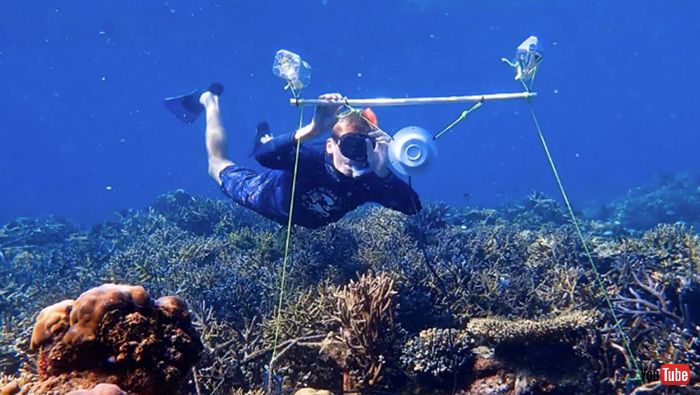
<box><xmin>1</xmin><ymin>1</ymin><xmax>698</xmax><ymax>225</ymax></box>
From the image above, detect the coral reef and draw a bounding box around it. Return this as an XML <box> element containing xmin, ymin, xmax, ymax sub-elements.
<box><xmin>2</xmin><ymin>186</ymin><xmax>700</xmax><ymax>394</ymax></box>
<box><xmin>592</xmin><ymin>172</ymin><xmax>700</xmax><ymax>231</ymax></box>
<box><xmin>3</xmin><ymin>284</ymin><xmax>202</xmax><ymax>395</ymax></box>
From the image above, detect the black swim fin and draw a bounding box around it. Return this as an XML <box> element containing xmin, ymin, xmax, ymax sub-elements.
<box><xmin>250</xmin><ymin>121</ymin><xmax>274</xmax><ymax>156</ymax></box>
<box><xmin>164</xmin><ymin>82</ymin><xmax>224</xmax><ymax>123</ymax></box>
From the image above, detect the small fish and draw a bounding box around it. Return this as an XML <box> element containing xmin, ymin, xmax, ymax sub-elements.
<box><xmin>498</xmin><ymin>276</ymin><xmax>511</xmax><ymax>290</ymax></box>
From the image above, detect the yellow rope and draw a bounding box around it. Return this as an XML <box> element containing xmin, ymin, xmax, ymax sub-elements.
<box><xmin>267</xmin><ymin>102</ymin><xmax>305</xmax><ymax>393</ymax></box>
<box><xmin>432</xmin><ymin>100</ymin><xmax>483</xmax><ymax>140</ymax></box>
<box><xmin>526</xmin><ymin>100</ymin><xmax>642</xmax><ymax>381</ymax></box>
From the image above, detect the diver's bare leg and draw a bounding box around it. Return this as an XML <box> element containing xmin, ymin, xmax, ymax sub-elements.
<box><xmin>200</xmin><ymin>92</ymin><xmax>234</xmax><ymax>185</ymax></box>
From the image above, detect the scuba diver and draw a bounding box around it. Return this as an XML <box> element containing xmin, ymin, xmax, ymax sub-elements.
<box><xmin>165</xmin><ymin>83</ymin><xmax>422</xmax><ymax>228</ymax></box>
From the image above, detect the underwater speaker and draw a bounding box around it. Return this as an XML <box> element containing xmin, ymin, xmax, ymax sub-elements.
<box><xmin>388</xmin><ymin>126</ymin><xmax>438</xmax><ymax>177</ymax></box>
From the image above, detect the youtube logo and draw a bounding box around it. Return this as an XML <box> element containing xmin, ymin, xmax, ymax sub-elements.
<box><xmin>660</xmin><ymin>364</ymin><xmax>690</xmax><ymax>386</ymax></box>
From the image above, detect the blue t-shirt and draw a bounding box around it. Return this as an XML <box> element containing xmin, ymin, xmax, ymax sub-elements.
<box><xmin>221</xmin><ymin>132</ymin><xmax>422</xmax><ymax>228</ymax></box>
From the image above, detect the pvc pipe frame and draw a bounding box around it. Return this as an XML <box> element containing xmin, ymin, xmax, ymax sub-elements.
<box><xmin>289</xmin><ymin>91</ymin><xmax>536</xmax><ymax>107</ymax></box>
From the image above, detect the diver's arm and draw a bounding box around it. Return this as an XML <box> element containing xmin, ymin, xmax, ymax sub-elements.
<box><xmin>254</xmin><ymin>132</ymin><xmax>305</xmax><ymax>169</ymax></box>
<box><xmin>373</xmin><ymin>172</ymin><xmax>423</xmax><ymax>215</ymax></box>
<box><xmin>254</xmin><ymin>92</ymin><xmax>342</xmax><ymax>168</ymax></box>
<box><xmin>294</xmin><ymin>92</ymin><xmax>344</xmax><ymax>142</ymax></box>
<box><xmin>293</xmin><ymin>121</ymin><xmax>324</xmax><ymax>143</ymax></box>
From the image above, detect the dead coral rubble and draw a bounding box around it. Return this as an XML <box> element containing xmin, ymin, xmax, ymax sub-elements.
<box><xmin>3</xmin><ymin>284</ymin><xmax>202</xmax><ymax>395</ymax></box>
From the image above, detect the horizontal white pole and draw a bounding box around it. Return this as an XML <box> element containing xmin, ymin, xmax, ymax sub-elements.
<box><xmin>290</xmin><ymin>91</ymin><xmax>536</xmax><ymax>107</ymax></box>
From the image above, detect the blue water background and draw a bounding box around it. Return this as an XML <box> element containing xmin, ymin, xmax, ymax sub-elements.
<box><xmin>1</xmin><ymin>1</ymin><xmax>697</xmax><ymax>225</ymax></box>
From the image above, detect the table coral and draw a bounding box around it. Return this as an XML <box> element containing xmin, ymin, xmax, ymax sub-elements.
<box><xmin>466</xmin><ymin>310</ymin><xmax>598</xmax><ymax>345</ymax></box>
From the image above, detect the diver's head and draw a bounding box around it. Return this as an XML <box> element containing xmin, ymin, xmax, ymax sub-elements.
<box><xmin>326</xmin><ymin>108</ymin><xmax>378</xmax><ymax>178</ymax></box>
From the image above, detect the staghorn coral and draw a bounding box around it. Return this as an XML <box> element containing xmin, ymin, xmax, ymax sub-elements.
<box><xmin>408</xmin><ymin>222</ymin><xmax>587</xmax><ymax>321</ymax></box>
<box><xmin>149</xmin><ymin>189</ymin><xmax>270</xmax><ymax>236</ymax></box>
<box><xmin>586</xmin><ymin>224</ymin><xmax>700</xmax><ymax>387</ymax></box>
<box><xmin>190</xmin><ymin>301</ymin><xmax>266</xmax><ymax>393</ymax></box>
<box><xmin>1</xmin><ymin>316</ymin><xmax>32</xmax><ymax>377</ymax></box>
<box><xmin>348</xmin><ymin>207</ymin><xmax>424</xmax><ymax>276</ymax></box>
<box><xmin>288</xmin><ymin>223</ymin><xmax>361</xmax><ymax>286</ymax></box>
<box><xmin>446</xmin><ymin>207</ymin><xmax>501</xmax><ymax>228</ymax></box>
<box><xmin>101</xmin><ymin>207</ymin><xmax>280</xmax><ymax>323</ymax></box>
<box><xmin>321</xmin><ymin>272</ymin><xmax>399</xmax><ymax>392</ymax></box>
<box><xmin>0</xmin><ymin>217</ymin><xmax>78</xmax><ymax>249</ymax></box>
<box><xmin>9</xmin><ymin>284</ymin><xmax>203</xmax><ymax>395</ymax></box>
<box><xmin>611</xmin><ymin>268</ymin><xmax>700</xmax><ymax>383</ymax></box>
<box><xmin>259</xmin><ymin>281</ymin><xmax>340</xmax><ymax>390</ymax></box>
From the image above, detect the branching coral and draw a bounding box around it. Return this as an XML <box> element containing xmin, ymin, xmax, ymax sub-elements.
<box><xmin>410</xmin><ymin>222</ymin><xmax>587</xmax><ymax>321</ymax></box>
<box><xmin>612</xmin><ymin>269</ymin><xmax>700</xmax><ymax>379</ymax></box>
<box><xmin>0</xmin><ymin>217</ymin><xmax>77</xmax><ymax>249</ymax></box>
<box><xmin>149</xmin><ymin>189</ymin><xmax>271</xmax><ymax>236</ymax></box>
<box><xmin>189</xmin><ymin>298</ymin><xmax>310</xmax><ymax>394</ymax></box>
<box><xmin>321</xmin><ymin>272</ymin><xmax>399</xmax><ymax>392</ymax></box>
<box><xmin>587</xmin><ymin>224</ymin><xmax>700</xmax><ymax>383</ymax></box>
<box><xmin>289</xmin><ymin>224</ymin><xmax>361</xmax><ymax>286</ymax></box>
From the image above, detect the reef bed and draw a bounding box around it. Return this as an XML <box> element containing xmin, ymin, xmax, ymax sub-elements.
<box><xmin>1</xmin><ymin>185</ymin><xmax>700</xmax><ymax>394</ymax></box>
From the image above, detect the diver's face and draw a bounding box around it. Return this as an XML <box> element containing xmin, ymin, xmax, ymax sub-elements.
<box><xmin>326</xmin><ymin>121</ymin><xmax>372</xmax><ymax>178</ymax></box>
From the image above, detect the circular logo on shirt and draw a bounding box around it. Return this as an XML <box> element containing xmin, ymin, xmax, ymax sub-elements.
<box><xmin>301</xmin><ymin>187</ymin><xmax>339</xmax><ymax>218</ymax></box>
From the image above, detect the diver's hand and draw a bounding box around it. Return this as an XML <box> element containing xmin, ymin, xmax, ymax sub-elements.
<box><xmin>295</xmin><ymin>93</ymin><xmax>344</xmax><ymax>142</ymax></box>
<box><xmin>312</xmin><ymin>93</ymin><xmax>344</xmax><ymax>131</ymax></box>
<box><xmin>367</xmin><ymin>130</ymin><xmax>391</xmax><ymax>178</ymax></box>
